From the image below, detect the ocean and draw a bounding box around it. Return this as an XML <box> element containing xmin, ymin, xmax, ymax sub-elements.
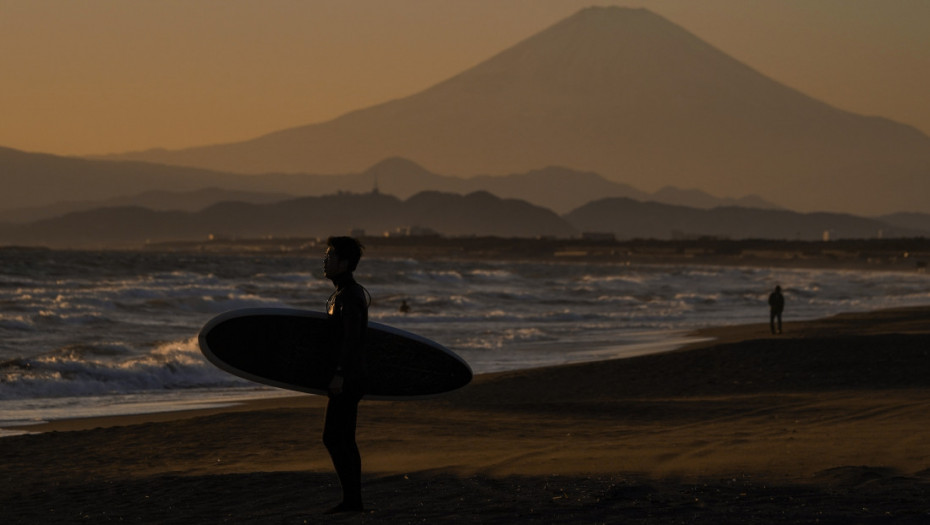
<box><xmin>2</xmin><ymin>247</ymin><xmax>929</xmax><ymax>436</ymax></box>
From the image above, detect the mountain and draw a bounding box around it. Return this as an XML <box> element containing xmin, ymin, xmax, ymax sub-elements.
<box><xmin>0</xmin><ymin>191</ymin><xmax>576</xmax><ymax>248</ymax></box>
<box><xmin>877</xmin><ymin>212</ymin><xmax>930</xmax><ymax>234</ymax></box>
<box><xmin>402</xmin><ymin>190</ymin><xmax>575</xmax><ymax>237</ymax></box>
<box><xmin>462</xmin><ymin>166</ymin><xmax>650</xmax><ymax>214</ymax></box>
<box><xmin>651</xmin><ymin>187</ymin><xmax>779</xmax><ymax>211</ymax></box>
<box><xmin>104</xmin><ymin>7</ymin><xmax>930</xmax><ymax>215</ymax></box>
<box><xmin>0</xmin><ymin>146</ymin><xmax>330</xmax><ymax>212</ymax></box>
<box><xmin>565</xmin><ymin>198</ymin><xmax>924</xmax><ymax>241</ymax></box>
<box><xmin>2</xmin><ymin>189</ymin><xmax>921</xmax><ymax>249</ymax></box>
<box><xmin>0</xmin><ymin>187</ymin><xmax>294</xmax><ymax>223</ymax></box>
<box><xmin>328</xmin><ymin>159</ymin><xmax>780</xmax><ymax>213</ymax></box>
<box><xmin>0</xmin><ymin>147</ymin><xmax>776</xmax><ymax>221</ymax></box>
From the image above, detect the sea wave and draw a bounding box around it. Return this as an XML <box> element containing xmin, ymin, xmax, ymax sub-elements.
<box><xmin>0</xmin><ymin>338</ymin><xmax>244</xmax><ymax>400</ymax></box>
<box><xmin>2</xmin><ymin>250</ymin><xmax>930</xmax><ymax>409</ymax></box>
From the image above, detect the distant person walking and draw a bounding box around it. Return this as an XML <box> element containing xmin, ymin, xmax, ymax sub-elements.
<box><xmin>321</xmin><ymin>236</ymin><xmax>369</xmax><ymax>514</ymax></box>
<box><xmin>768</xmin><ymin>285</ymin><xmax>785</xmax><ymax>334</ymax></box>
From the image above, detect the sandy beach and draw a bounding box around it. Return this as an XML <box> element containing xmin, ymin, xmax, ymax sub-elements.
<box><xmin>3</xmin><ymin>306</ymin><xmax>930</xmax><ymax>523</ymax></box>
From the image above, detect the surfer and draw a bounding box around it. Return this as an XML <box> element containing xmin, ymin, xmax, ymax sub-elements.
<box><xmin>321</xmin><ymin>236</ymin><xmax>369</xmax><ymax>513</ymax></box>
<box><xmin>768</xmin><ymin>285</ymin><xmax>784</xmax><ymax>334</ymax></box>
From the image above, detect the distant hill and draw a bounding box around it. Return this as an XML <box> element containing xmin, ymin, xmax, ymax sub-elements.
<box><xmin>877</xmin><ymin>212</ymin><xmax>930</xmax><ymax>235</ymax></box>
<box><xmin>103</xmin><ymin>7</ymin><xmax>930</xmax><ymax>215</ymax></box>
<box><xmin>0</xmin><ymin>187</ymin><xmax>293</xmax><ymax>223</ymax></box>
<box><xmin>0</xmin><ymin>147</ymin><xmax>776</xmax><ymax>220</ymax></box>
<box><xmin>1</xmin><ymin>190</ymin><xmax>923</xmax><ymax>249</ymax></box>
<box><xmin>0</xmin><ymin>191</ymin><xmax>576</xmax><ymax>248</ymax></box>
<box><xmin>565</xmin><ymin>198</ymin><xmax>925</xmax><ymax>241</ymax></box>
<box><xmin>651</xmin><ymin>187</ymin><xmax>778</xmax><ymax>211</ymax></box>
<box><xmin>307</xmin><ymin>158</ymin><xmax>781</xmax><ymax>214</ymax></box>
<box><xmin>0</xmin><ymin>146</ymin><xmax>302</xmax><ymax>211</ymax></box>
<box><xmin>460</xmin><ymin>166</ymin><xmax>651</xmax><ymax>214</ymax></box>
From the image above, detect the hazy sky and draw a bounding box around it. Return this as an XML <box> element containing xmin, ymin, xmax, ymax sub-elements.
<box><xmin>2</xmin><ymin>0</ymin><xmax>928</xmax><ymax>157</ymax></box>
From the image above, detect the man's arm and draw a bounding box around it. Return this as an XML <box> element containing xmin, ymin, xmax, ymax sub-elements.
<box><xmin>329</xmin><ymin>291</ymin><xmax>365</xmax><ymax>395</ymax></box>
<box><xmin>337</xmin><ymin>301</ymin><xmax>365</xmax><ymax>371</ymax></box>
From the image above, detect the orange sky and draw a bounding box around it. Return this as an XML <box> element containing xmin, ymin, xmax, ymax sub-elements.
<box><xmin>2</xmin><ymin>0</ymin><xmax>928</xmax><ymax>157</ymax></box>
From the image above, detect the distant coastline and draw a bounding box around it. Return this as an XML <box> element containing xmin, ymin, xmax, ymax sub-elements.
<box><xmin>143</xmin><ymin>235</ymin><xmax>930</xmax><ymax>273</ymax></box>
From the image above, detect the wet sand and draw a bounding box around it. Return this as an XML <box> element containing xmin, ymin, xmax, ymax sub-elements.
<box><xmin>3</xmin><ymin>306</ymin><xmax>930</xmax><ymax>523</ymax></box>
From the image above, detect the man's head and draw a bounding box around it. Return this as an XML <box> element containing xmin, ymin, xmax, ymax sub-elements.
<box><xmin>324</xmin><ymin>236</ymin><xmax>364</xmax><ymax>278</ymax></box>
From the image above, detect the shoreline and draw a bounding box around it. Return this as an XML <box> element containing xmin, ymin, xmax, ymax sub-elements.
<box><xmin>4</xmin><ymin>305</ymin><xmax>930</xmax><ymax>523</ymax></box>
<box><xmin>0</xmin><ymin>326</ymin><xmax>705</xmax><ymax>436</ymax></box>
<box><xmin>5</xmin><ymin>305</ymin><xmax>927</xmax><ymax>436</ymax></box>
<box><xmin>1</xmin><ymin>329</ymin><xmax>706</xmax><ymax>436</ymax></box>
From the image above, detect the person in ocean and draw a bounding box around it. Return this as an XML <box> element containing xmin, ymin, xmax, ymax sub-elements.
<box><xmin>321</xmin><ymin>236</ymin><xmax>369</xmax><ymax>513</ymax></box>
<box><xmin>768</xmin><ymin>285</ymin><xmax>785</xmax><ymax>334</ymax></box>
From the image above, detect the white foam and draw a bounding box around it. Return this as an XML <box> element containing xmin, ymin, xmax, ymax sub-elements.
<box><xmin>0</xmin><ymin>337</ymin><xmax>248</xmax><ymax>400</ymax></box>
<box><xmin>2</xmin><ymin>250</ymin><xmax>930</xmax><ymax>429</ymax></box>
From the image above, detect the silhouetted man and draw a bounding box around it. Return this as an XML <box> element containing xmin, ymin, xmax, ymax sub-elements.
<box><xmin>768</xmin><ymin>285</ymin><xmax>784</xmax><ymax>334</ymax></box>
<box><xmin>321</xmin><ymin>236</ymin><xmax>368</xmax><ymax>513</ymax></box>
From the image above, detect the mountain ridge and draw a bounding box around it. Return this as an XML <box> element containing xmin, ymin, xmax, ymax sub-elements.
<box><xmin>566</xmin><ymin>198</ymin><xmax>923</xmax><ymax>241</ymax></box>
<box><xmin>0</xmin><ymin>146</ymin><xmax>780</xmax><ymax>221</ymax></box>
<box><xmin>0</xmin><ymin>191</ymin><xmax>576</xmax><ymax>248</ymax></box>
<box><xmin>0</xmin><ymin>189</ymin><xmax>923</xmax><ymax>250</ymax></box>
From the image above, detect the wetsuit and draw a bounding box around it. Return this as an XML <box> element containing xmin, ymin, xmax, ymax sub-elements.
<box><xmin>323</xmin><ymin>274</ymin><xmax>368</xmax><ymax>511</ymax></box>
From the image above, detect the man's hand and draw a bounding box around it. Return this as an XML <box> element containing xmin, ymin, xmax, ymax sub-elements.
<box><xmin>328</xmin><ymin>374</ymin><xmax>344</xmax><ymax>397</ymax></box>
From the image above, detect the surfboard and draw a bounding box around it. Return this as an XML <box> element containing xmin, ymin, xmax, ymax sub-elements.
<box><xmin>198</xmin><ymin>307</ymin><xmax>472</xmax><ymax>400</ymax></box>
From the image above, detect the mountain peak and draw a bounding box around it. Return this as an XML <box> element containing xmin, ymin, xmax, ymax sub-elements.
<box><xmin>556</xmin><ymin>5</ymin><xmax>673</xmax><ymax>31</ymax></box>
<box><xmin>362</xmin><ymin>157</ymin><xmax>433</xmax><ymax>178</ymax></box>
<box><xmin>103</xmin><ymin>8</ymin><xmax>930</xmax><ymax>214</ymax></box>
<box><xmin>447</xmin><ymin>6</ymin><xmax>710</xmax><ymax>91</ymax></box>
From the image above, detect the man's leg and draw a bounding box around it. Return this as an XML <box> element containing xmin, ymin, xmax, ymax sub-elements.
<box><xmin>322</xmin><ymin>393</ymin><xmax>363</xmax><ymax>512</ymax></box>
